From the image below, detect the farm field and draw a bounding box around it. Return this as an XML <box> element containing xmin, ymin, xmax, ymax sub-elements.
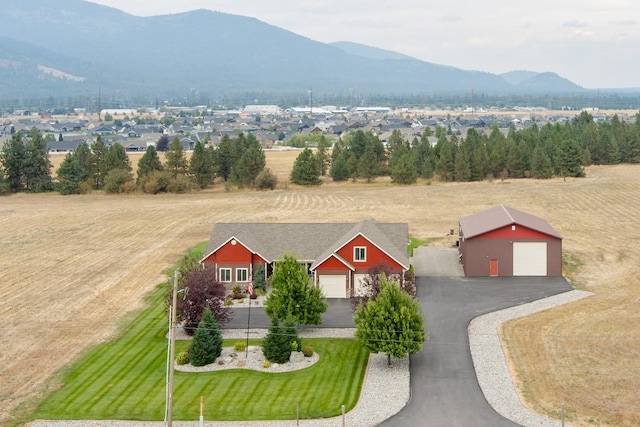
<box><xmin>0</xmin><ymin>152</ymin><xmax>639</xmax><ymax>426</ymax></box>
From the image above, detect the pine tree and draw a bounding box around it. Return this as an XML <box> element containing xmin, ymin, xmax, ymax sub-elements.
<box><xmin>189</xmin><ymin>141</ymin><xmax>215</xmax><ymax>189</ymax></box>
<box><xmin>358</xmin><ymin>144</ymin><xmax>379</xmax><ymax>183</ymax></box>
<box><xmin>454</xmin><ymin>148</ymin><xmax>471</xmax><ymax>182</ymax></box>
<box><xmin>262</xmin><ymin>318</ymin><xmax>301</xmax><ymax>364</ymax></box>
<box><xmin>290</xmin><ymin>147</ymin><xmax>321</xmax><ymax>185</ymax></box>
<box><xmin>253</xmin><ymin>264</ymin><xmax>267</xmax><ymax>292</ymax></box>
<box><xmin>265</xmin><ymin>253</ymin><xmax>327</xmax><ymax>325</ymax></box>
<box><xmin>316</xmin><ymin>135</ymin><xmax>331</xmax><ymax>176</ymax></box>
<box><xmin>560</xmin><ymin>139</ymin><xmax>586</xmax><ymax>178</ymax></box>
<box><xmin>23</xmin><ymin>129</ymin><xmax>53</xmax><ymax>193</ymax></box>
<box><xmin>137</xmin><ymin>145</ymin><xmax>163</xmax><ymax>184</ymax></box>
<box><xmin>1</xmin><ymin>131</ymin><xmax>26</xmax><ymax>192</ymax></box>
<box><xmin>330</xmin><ymin>152</ymin><xmax>350</xmax><ymax>181</ymax></box>
<box><xmin>90</xmin><ymin>137</ymin><xmax>107</xmax><ymax>189</ymax></box>
<box><xmin>165</xmin><ymin>137</ymin><xmax>188</xmax><ymax>177</ymax></box>
<box><xmin>354</xmin><ymin>279</ymin><xmax>426</xmax><ymax>366</ymax></box>
<box><xmin>189</xmin><ymin>308</ymin><xmax>223</xmax><ymax>367</ymax></box>
<box><xmin>104</xmin><ymin>142</ymin><xmax>132</xmax><ymax>174</ymax></box>
<box><xmin>435</xmin><ymin>139</ymin><xmax>454</xmax><ymax>182</ymax></box>
<box><xmin>57</xmin><ymin>153</ymin><xmax>85</xmax><ymax>194</ymax></box>
<box><xmin>531</xmin><ymin>145</ymin><xmax>553</xmax><ymax>179</ymax></box>
<box><xmin>391</xmin><ymin>149</ymin><xmax>418</xmax><ymax>185</ymax></box>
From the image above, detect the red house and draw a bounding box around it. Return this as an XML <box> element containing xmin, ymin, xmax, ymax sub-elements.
<box><xmin>201</xmin><ymin>219</ymin><xmax>409</xmax><ymax>298</ymax></box>
<box><xmin>458</xmin><ymin>205</ymin><xmax>563</xmax><ymax>277</ymax></box>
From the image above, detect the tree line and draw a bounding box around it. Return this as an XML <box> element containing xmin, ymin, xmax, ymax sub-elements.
<box><xmin>289</xmin><ymin>111</ymin><xmax>640</xmax><ymax>185</ymax></box>
<box><xmin>0</xmin><ymin>131</ymin><xmax>275</xmax><ymax>195</ymax></box>
<box><xmin>1</xmin><ymin>111</ymin><xmax>639</xmax><ymax>194</ymax></box>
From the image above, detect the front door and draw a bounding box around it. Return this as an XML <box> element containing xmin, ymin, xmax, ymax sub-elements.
<box><xmin>489</xmin><ymin>259</ymin><xmax>499</xmax><ymax>276</ymax></box>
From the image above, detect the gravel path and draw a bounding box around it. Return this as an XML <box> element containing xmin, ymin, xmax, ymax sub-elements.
<box><xmin>469</xmin><ymin>290</ymin><xmax>593</xmax><ymax>427</ymax></box>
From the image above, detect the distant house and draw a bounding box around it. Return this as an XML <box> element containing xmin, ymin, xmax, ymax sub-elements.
<box><xmin>458</xmin><ymin>205</ymin><xmax>562</xmax><ymax>277</ymax></box>
<box><xmin>201</xmin><ymin>219</ymin><xmax>409</xmax><ymax>298</ymax></box>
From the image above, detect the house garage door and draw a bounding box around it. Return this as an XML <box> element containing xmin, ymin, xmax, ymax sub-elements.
<box><xmin>513</xmin><ymin>242</ymin><xmax>547</xmax><ymax>276</ymax></box>
<box><xmin>318</xmin><ymin>274</ymin><xmax>347</xmax><ymax>298</ymax></box>
<box><xmin>353</xmin><ymin>274</ymin><xmax>368</xmax><ymax>296</ymax></box>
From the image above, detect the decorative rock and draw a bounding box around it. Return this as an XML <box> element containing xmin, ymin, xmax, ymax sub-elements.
<box><xmin>289</xmin><ymin>351</ymin><xmax>305</xmax><ymax>364</ymax></box>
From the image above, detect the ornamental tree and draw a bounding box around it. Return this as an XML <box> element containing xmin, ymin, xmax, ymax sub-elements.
<box><xmin>265</xmin><ymin>253</ymin><xmax>327</xmax><ymax>325</ymax></box>
<box><xmin>172</xmin><ymin>262</ymin><xmax>231</xmax><ymax>336</ymax></box>
<box><xmin>354</xmin><ymin>278</ymin><xmax>426</xmax><ymax>366</ymax></box>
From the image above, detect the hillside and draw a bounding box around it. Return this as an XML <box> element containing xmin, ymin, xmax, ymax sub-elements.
<box><xmin>0</xmin><ymin>0</ymin><xmax>588</xmax><ymax>103</ymax></box>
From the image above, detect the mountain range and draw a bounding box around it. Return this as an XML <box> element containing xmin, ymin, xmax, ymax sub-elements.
<box><xmin>0</xmin><ymin>0</ymin><xmax>591</xmax><ymax>106</ymax></box>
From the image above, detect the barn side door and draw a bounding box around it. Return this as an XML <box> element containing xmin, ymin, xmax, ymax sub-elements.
<box><xmin>489</xmin><ymin>259</ymin><xmax>499</xmax><ymax>276</ymax></box>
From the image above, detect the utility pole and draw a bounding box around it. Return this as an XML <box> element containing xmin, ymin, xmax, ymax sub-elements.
<box><xmin>167</xmin><ymin>269</ymin><xmax>179</xmax><ymax>427</ymax></box>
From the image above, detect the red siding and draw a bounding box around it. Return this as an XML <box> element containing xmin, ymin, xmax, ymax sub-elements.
<box><xmin>476</xmin><ymin>225</ymin><xmax>554</xmax><ymax>240</ymax></box>
<box><xmin>216</xmin><ymin>240</ymin><xmax>253</xmax><ymax>263</ymax></box>
<box><xmin>315</xmin><ymin>255</ymin><xmax>351</xmax><ymax>271</ymax></box>
<box><xmin>336</xmin><ymin>234</ymin><xmax>403</xmax><ymax>270</ymax></box>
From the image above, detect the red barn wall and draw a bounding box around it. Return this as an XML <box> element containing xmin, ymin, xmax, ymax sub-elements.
<box><xmin>460</xmin><ymin>225</ymin><xmax>562</xmax><ymax>277</ymax></box>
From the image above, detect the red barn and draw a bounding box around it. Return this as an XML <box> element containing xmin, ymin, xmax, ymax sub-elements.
<box><xmin>201</xmin><ymin>219</ymin><xmax>409</xmax><ymax>298</ymax></box>
<box><xmin>458</xmin><ymin>205</ymin><xmax>562</xmax><ymax>277</ymax></box>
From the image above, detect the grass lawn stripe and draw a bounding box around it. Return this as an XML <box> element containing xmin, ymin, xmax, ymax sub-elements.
<box><xmin>34</xmin><ymin>284</ymin><xmax>369</xmax><ymax>422</ymax></box>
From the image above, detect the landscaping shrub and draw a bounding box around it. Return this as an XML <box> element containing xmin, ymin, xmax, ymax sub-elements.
<box><xmin>176</xmin><ymin>349</ymin><xmax>190</xmax><ymax>365</ymax></box>
<box><xmin>262</xmin><ymin>318</ymin><xmax>300</xmax><ymax>364</ymax></box>
<box><xmin>262</xmin><ymin>361</ymin><xmax>270</xmax><ymax>368</ymax></box>
<box><xmin>234</xmin><ymin>341</ymin><xmax>246</xmax><ymax>352</ymax></box>
<box><xmin>302</xmin><ymin>346</ymin><xmax>314</xmax><ymax>357</ymax></box>
<box><xmin>189</xmin><ymin>308</ymin><xmax>223</xmax><ymax>367</ymax></box>
<box><xmin>231</xmin><ymin>285</ymin><xmax>244</xmax><ymax>299</ymax></box>
<box><xmin>252</xmin><ymin>264</ymin><xmax>267</xmax><ymax>293</ymax></box>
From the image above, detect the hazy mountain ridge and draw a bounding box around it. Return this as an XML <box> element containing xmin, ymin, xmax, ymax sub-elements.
<box><xmin>0</xmin><ymin>0</ymin><xmax>593</xmax><ymax>103</ymax></box>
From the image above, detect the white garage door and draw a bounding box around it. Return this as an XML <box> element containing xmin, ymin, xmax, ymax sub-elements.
<box><xmin>318</xmin><ymin>274</ymin><xmax>347</xmax><ymax>298</ymax></box>
<box><xmin>513</xmin><ymin>242</ymin><xmax>547</xmax><ymax>276</ymax></box>
<box><xmin>353</xmin><ymin>274</ymin><xmax>368</xmax><ymax>296</ymax></box>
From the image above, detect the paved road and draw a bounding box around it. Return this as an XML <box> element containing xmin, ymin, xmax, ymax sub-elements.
<box><xmin>378</xmin><ymin>276</ymin><xmax>573</xmax><ymax>427</ymax></box>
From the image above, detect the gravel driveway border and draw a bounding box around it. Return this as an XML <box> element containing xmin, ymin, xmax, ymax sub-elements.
<box><xmin>469</xmin><ymin>289</ymin><xmax>593</xmax><ymax>427</ymax></box>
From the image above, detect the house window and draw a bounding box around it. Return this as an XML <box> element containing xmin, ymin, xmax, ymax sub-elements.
<box><xmin>236</xmin><ymin>268</ymin><xmax>248</xmax><ymax>282</ymax></box>
<box><xmin>354</xmin><ymin>246</ymin><xmax>366</xmax><ymax>262</ymax></box>
<box><xmin>219</xmin><ymin>268</ymin><xmax>232</xmax><ymax>282</ymax></box>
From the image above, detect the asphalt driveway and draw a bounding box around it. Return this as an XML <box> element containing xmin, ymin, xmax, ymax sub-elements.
<box><xmin>378</xmin><ymin>276</ymin><xmax>573</xmax><ymax>427</ymax></box>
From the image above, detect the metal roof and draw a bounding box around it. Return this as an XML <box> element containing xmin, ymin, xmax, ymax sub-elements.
<box><xmin>459</xmin><ymin>205</ymin><xmax>562</xmax><ymax>239</ymax></box>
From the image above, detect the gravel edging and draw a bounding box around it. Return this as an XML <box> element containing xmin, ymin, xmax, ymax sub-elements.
<box><xmin>469</xmin><ymin>289</ymin><xmax>593</xmax><ymax>427</ymax></box>
<box><xmin>29</xmin><ymin>328</ymin><xmax>410</xmax><ymax>427</ymax></box>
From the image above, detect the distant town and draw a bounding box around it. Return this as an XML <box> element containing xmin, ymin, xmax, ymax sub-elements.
<box><xmin>1</xmin><ymin>103</ymin><xmax>633</xmax><ymax>154</ymax></box>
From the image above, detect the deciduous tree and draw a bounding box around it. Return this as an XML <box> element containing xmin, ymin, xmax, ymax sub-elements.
<box><xmin>354</xmin><ymin>279</ymin><xmax>426</xmax><ymax>366</ymax></box>
<box><xmin>174</xmin><ymin>264</ymin><xmax>231</xmax><ymax>336</ymax></box>
<box><xmin>265</xmin><ymin>253</ymin><xmax>327</xmax><ymax>325</ymax></box>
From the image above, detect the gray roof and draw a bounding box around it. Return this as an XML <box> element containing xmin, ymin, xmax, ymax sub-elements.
<box><xmin>459</xmin><ymin>205</ymin><xmax>562</xmax><ymax>239</ymax></box>
<box><xmin>202</xmin><ymin>219</ymin><xmax>409</xmax><ymax>269</ymax></box>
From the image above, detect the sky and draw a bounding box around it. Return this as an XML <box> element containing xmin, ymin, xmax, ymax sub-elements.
<box><xmin>90</xmin><ymin>0</ymin><xmax>640</xmax><ymax>89</ymax></box>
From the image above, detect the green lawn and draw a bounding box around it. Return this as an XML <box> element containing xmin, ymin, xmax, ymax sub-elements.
<box><xmin>34</xmin><ymin>284</ymin><xmax>369</xmax><ymax>422</ymax></box>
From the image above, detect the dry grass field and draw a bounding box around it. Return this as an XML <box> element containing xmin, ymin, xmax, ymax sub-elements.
<box><xmin>1</xmin><ymin>151</ymin><xmax>639</xmax><ymax>426</ymax></box>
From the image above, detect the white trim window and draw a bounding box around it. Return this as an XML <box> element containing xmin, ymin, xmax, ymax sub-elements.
<box><xmin>236</xmin><ymin>268</ymin><xmax>248</xmax><ymax>282</ymax></box>
<box><xmin>354</xmin><ymin>246</ymin><xmax>366</xmax><ymax>262</ymax></box>
<box><xmin>219</xmin><ymin>268</ymin><xmax>232</xmax><ymax>282</ymax></box>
